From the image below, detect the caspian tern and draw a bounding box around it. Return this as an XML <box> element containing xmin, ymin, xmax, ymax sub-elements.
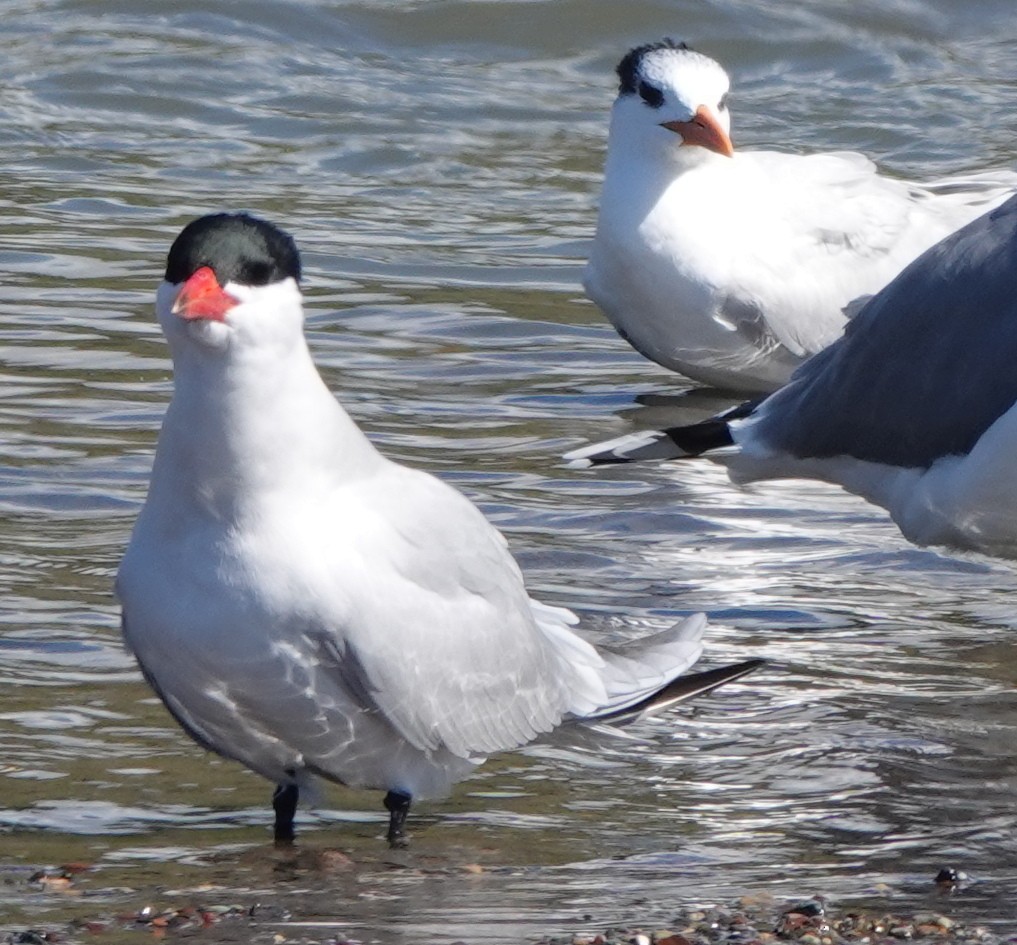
<box><xmin>584</xmin><ymin>39</ymin><xmax>1017</xmax><ymax>393</ymax></box>
<box><xmin>569</xmin><ymin>194</ymin><xmax>1017</xmax><ymax>559</ymax></box>
<box><xmin>116</xmin><ymin>213</ymin><xmax>763</xmax><ymax>845</ymax></box>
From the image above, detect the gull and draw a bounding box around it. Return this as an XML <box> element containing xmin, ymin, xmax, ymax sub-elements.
<box><xmin>116</xmin><ymin>212</ymin><xmax>763</xmax><ymax>846</ymax></box>
<box><xmin>568</xmin><ymin>194</ymin><xmax>1017</xmax><ymax>558</ymax></box>
<box><xmin>584</xmin><ymin>38</ymin><xmax>1017</xmax><ymax>393</ymax></box>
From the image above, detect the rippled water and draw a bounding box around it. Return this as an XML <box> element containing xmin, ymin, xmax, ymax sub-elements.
<box><xmin>2</xmin><ymin>0</ymin><xmax>1017</xmax><ymax>941</ymax></box>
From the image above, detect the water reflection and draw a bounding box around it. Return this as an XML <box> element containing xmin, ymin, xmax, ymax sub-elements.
<box><xmin>2</xmin><ymin>0</ymin><xmax>1017</xmax><ymax>940</ymax></box>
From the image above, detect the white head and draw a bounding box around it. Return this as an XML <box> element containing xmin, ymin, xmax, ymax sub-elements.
<box><xmin>155</xmin><ymin>213</ymin><xmax>305</xmax><ymax>367</ymax></box>
<box><xmin>609</xmin><ymin>39</ymin><xmax>733</xmax><ymax>163</ymax></box>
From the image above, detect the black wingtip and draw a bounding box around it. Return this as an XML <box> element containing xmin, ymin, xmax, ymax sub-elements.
<box><xmin>606</xmin><ymin>658</ymin><xmax>766</xmax><ymax>723</ymax></box>
<box><xmin>665</xmin><ymin>418</ymin><xmax>736</xmax><ymax>455</ymax></box>
<box><xmin>579</xmin><ymin>450</ymin><xmax>642</xmax><ymax>468</ymax></box>
<box><xmin>650</xmin><ymin>658</ymin><xmax>766</xmax><ymax>710</ymax></box>
<box><xmin>565</xmin><ymin>418</ymin><xmax>736</xmax><ymax>468</ymax></box>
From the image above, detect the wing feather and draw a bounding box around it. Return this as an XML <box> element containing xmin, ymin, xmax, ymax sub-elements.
<box><xmin>318</xmin><ymin>462</ymin><xmax>591</xmax><ymax>758</ymax></box>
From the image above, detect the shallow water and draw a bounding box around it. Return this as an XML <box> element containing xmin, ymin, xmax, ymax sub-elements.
<box><xmin>2</xmin><ymin>0</ymin><xmax>1017</xmax><ymax>941</ymax></box>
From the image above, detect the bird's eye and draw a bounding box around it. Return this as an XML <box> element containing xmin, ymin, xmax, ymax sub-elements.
<box><xmin>243</xmin><ymin>261</ymin><xmax>273</xmax><ymax>286</ymax></box>
<box><xmin>718</xmin><ymin>94</ymin><xmax>729</xmax><ymax>111</ymax></box>
<box><xmin>638</xmin><ymin>80</ymin><xmax>664</xmax><ymax>109</ymax></box>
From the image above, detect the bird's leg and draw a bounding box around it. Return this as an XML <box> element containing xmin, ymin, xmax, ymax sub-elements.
<box><xmin>272</xmin><ymin>782</ymin><xmax>299</xmax><ymax>844</ymax></box>
<box><xmin>383</xmin><ymin>790</ymin><xmax>412</xmax><ymax>848</ymax></box>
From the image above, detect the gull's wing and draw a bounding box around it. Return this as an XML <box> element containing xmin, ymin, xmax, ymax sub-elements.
<box><xmin>751</xmin><ymin>194</ymin><xmax>1017</xmax><ymax>468</ymax></box>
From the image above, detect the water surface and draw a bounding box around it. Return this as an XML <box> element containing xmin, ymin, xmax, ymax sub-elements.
<box><xmin>2</xmin><ymin>0</ymin><xmax>1017</xmax><ymax>941</ymax></box>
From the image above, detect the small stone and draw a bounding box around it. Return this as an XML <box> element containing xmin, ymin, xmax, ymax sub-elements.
<box><xmin>249</xmin><ymin>902</ymin><xmax>291</xmax><ymax>921</ymax></box>
<box><xmin>654</xmin><ymin>934</ymin><xmax>691</xmax><ymax>945</ymax></box>
<box><xmin>776</xmin><ymin>914</ymin><xmax>812</xmax><ymax>935</ymax></box>
<box><xmin>740</xmin><ymin>894</ymin><xmax>775</xmax><ymax>910</ymax></box>
<box><xmin>787</xmin><ymin>899</ymin><xmax>825</xmax><ymax>918</ymax></box>
<box><xmin>59</xmin><ymin>863</ymin><xmax>92</xmax><ymax>874</ymax></box>
<box><xmin>316</xmin><ymin>849</ymin><xmax>355</xmax><ymax>871</ymax></box>
<box><xmin>934</xmin><ymin>868</ymin><xmax>968</xmax><ymax>886</ymax></box>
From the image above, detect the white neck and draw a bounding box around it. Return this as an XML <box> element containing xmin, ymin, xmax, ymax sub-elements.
<box><xmin>601</xmin><ymin>106</ymin><xmax>720</xmax><ymax>216</ymax></box>
<box><xmin>148</xmin><ymin>285</ymin><xmax>381</xmax><ymax>523</ymax></box>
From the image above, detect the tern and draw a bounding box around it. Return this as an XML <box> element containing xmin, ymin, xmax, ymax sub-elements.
<box><xmin>117</xmin><ymin>213</ymin><xmax>763</xmax><ymax>845</ymax></box>
<box><xmin>584</xmin><ymin>39</ymin><xmax>1017</xmax><ymax>393</ymax></box>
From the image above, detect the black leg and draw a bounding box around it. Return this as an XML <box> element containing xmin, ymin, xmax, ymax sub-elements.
<box><xmin>273</xmin><ymin>782</ymin><xmax>299</xmax><ymax>844</ymax></box>
<box><xmin>383</xmin><ymin>790</ymin><xmax>412</xmax><ymax>848</ymax></box>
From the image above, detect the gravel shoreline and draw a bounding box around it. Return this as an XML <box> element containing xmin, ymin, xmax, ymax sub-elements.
<box><xmin>4</xmin><ymin>865</ymin><xmax>1013</xmax><ymax>945</ymax></box>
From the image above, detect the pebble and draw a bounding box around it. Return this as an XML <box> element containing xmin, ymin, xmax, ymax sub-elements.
<box><xmin>934</xmin><ymin>869</ymin><xmax>969</xmax><ymax>887</ymax></box>
<box><xmin>5</xmin><ymin>876</ymin><xmax>1006</xmax><ymax>945</ymax></box>
<box><xmin>531</xmin><ymin>889</ymin><xmax>1004</xmax><ymax>945</ymax></box>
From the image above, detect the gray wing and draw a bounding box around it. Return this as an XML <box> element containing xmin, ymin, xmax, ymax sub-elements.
<box><xmin>753</xmin><ymin>194</ymin><xmax>1017</xmax><ymax>468</ymax></box>
<box><xmin>323</xmin><ymin>464</ymin><xmax>598</xmax><ymax>759</ymax></box>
